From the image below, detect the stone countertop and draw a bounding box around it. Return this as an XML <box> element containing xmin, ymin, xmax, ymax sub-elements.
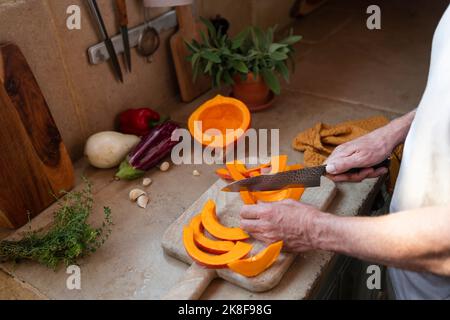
<box><xmin>0</xmin><ymin>89</ymin><xmax>396</xmax><ymax>300</ymax></box>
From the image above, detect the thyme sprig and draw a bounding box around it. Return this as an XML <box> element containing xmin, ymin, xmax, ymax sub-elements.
<box><xmin>0</xmin><ymin>180</ymin><xmax>112</xmax><ymax>269</ymax></box>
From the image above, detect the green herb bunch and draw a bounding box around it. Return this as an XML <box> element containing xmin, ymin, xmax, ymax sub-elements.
<box><xmin>186</xmin><ymin>18</ymin><xmax>302</xmax><ymax>94</ymax></box>
<box><xmin>0</xmin><ymin>181</ymin><xmax>112</xmax><ymax>269</ymax></box>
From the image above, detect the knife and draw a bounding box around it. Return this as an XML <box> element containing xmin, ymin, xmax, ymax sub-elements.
<box><xmin>115</xmin><ymin>0</ymin><xmax>132</xmax><ymax>72</ymax></box>
<box><xmin>222</xmin><ymin>159</ymin><xmax>391</xmax><ymax>192</ymax></box>
<box><xmin>87</xmin><ymin>0</ymin><xmax>124</xmax><ymax>83</ymax></box>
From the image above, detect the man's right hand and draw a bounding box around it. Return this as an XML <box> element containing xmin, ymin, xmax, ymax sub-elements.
<box><xmin>325</xmin><ymin>128</ymin><xmax>392</xmax><ymax>182</ymax></box>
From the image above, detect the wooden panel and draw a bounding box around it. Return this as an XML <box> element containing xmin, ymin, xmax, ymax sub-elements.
<box><xmin>0</xmin><ymin>43</ymin><xmax>74</xmax><ymax>229</ymax></box>
<box><xmin>171</xmin><ymin>5</ymin><xmax>210</xmax><ymax>102</ymax></box>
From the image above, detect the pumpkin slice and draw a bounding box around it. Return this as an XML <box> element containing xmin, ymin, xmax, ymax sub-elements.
<box><xmin>269</xmin><ymin>155</ymin><xmax>288</xmax><ymax>174</ymax></box>
<box><xmin>201</xmin><ymin>200</ymin><xmax>250</xmax><ymax>241</ymax></box>
<box><xmin>216</xmin><ymin>163</ymin><xmax>271</xmax><ymax>180</ymax></box>
<box><xmin>216</xmin><ymin>168</ymin><xmax>233</xmax><ymax>180</ymax></box>
<box><xmin>226</xmin><ymin>164</ymin><xmax>255</xmax><ymax>205</ymax></box>
<box><xmin>228</xmin><ymin>241</ymin><xmax>283</xmax><ymax>277</ymax></box>
<box><xmin>188</xmin><ymin>95</ymin><xmax>251</xmax><ymax>148</ymax></box>
<box><xmin>183</xmin><ymin>226</ymin><xmax>252</xmax><ymax>268</ymax></box>
<box><xmin>190</xmin><ymin>215</ymin><xmax>235</xmax><ymax>254</ymax></box>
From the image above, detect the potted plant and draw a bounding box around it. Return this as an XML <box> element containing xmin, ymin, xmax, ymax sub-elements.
<box><xmin>186</xmin><ymin>18</ymin><xmax>302</xmax><ymax>111</ymax></box>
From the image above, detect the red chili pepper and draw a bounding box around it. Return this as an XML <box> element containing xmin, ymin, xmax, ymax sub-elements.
<box><xmin>119</xmin><ymin>108</ymin><xmax>161</xmax><ymax>136</ymax></box>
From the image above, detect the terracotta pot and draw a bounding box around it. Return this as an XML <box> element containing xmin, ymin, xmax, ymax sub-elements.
<box><xmin>232</xmin><ymin>73</ymin><xmax>274</xmax><ymax>112</ymax></box>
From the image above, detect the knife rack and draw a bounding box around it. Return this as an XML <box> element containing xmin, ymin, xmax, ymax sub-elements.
<box><xmin>88</xmin><ymin>10</ymin><xmax>177</xmax><ymax>65</ymax></box>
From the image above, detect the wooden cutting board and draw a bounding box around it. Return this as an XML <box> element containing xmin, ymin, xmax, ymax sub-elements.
<box><xmin>171</xmin><ymin>5</ymin><xmax>210</xmax><ymax>102</ymax></box>
<box><xmin>161</xmin><ymin>176</ymin><xmax>337</xmax><ymax>299</ymax></box>
<box><xmin>0</xmin><ymin>43</ymin><xmax>75</xmax><ymax>229</ymax></box>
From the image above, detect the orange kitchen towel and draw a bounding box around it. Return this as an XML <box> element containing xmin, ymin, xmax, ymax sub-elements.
<box><xmin>292</xmin><ymin>115</ymin><xmax>403</xmax><ymax>191</ymax></box>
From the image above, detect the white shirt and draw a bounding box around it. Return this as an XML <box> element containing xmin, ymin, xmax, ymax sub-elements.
<box><xmin>389</xmin><ymin>5</ymin><xmax>450</xmax><ymax>300</ymax></box>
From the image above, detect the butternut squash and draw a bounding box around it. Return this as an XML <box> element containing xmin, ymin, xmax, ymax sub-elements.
<box><xmin>228</xmin><ymin>241</ymin><xmax>283</xmax><ymax>277</ymax></box>
<box><xmin>201</xmin><ymin>200</ymin><xmax>250</xmax><ymax>241</ymax></box>
<box><xmin>188</xmin><ymin>95</ymin><xmax>251</xmax><ymax>148</ymax></box>
<box><xmin>183</xmin><ymin>226</ymin><xmax>252</xmax><ymax>268</ymax></box>
<box><xmin>190</xmin><ymin>215</ymin><xmax>235</xmax><ymax>254</ymax></box>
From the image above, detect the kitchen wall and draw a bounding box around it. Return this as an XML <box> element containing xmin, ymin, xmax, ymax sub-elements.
<box><xmin>0</xmin><ymin>0</ymin><xmax>296</xmax><ymax>161</ymax></box>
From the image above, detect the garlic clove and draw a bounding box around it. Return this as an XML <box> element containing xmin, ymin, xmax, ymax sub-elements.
<box><xmin>137</xmin><ymin>195</ymin><xmax>150</xmax><ymax>209</ymax></box>
<box><xmin>142</xmin><ymin>178</ymin><xmax>153</xmax><ymax>187</ymax></box>
<box><xmin>193</xmin><ymin>170</ymin><xmax>200</xmax><ymax>176</ymax></box>
<box><xmin>160</xmin><ymin>162</ymin><xmax>170</xmax><ymax>172</ymax></box>
<box><xmin>129</xmin><ymin>189</ymin><xmax>146</xmax><ymax>202</ymax></box>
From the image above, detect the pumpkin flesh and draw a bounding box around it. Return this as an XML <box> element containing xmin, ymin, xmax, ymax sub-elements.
<box><xmin>190</xmin><ymin>215</ymin><xmax>235</xmax><ymax>254</ymax></box>
<box><xmin>183</xmin><ymin>226</ymin><xmax>252</xmax><ymax>268</ymax></box>
<box><xmin>201</xmin><ymin>199</ymin><xmax>250</xmax><ymax>241</ymax></box>
<box><xmin>225</xmin><ymin>156</ymin><xmax>305</xmax><ymax>204</ymax></box>
<box><xmin>227</xmin><ymin>241</ymin><xmax>283</xmax><ymax>277</ymax></box>
<box><xmin>188</xmin><ymin>95</ymin><xmax>251</xmax><ymax>148</ymax></box>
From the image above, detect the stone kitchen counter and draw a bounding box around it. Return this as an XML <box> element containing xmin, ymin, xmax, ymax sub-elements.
<box><xmin>0</xmin><ymin>89</ymin><xmax>396</xmax><ymax>300</ymax></box>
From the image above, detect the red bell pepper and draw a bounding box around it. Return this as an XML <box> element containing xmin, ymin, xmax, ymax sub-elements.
<box><xmin>119</xmin><ymin>108</ymin><xmax>162</xmax><ymax>137</ymax></box>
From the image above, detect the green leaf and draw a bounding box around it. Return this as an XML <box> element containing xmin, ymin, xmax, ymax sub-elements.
<box><xmin>269</xmin><ymin>43</ymin><xmax>288</xmax><ymax>53</ymax></box>
<box><xmin>200</xmin><ymin>30</ymin><xmax>211</xmax><ymax>47</ymax></box>
<box><xmin>232</xmin><ymin>28</ymin><xmax>249</xmax><ymax>49</ymax></box>
<box><xmin>200</xmin><ymin>16</ymin><xmax>217</xmax><ymax>39</ymax></box>
<box><xmin>204</xmin><ymin>61</ymin><xmax>213</xmax><ymax>74</ymax></box>
<box><xmin>223</xmin><ymin>70</ymin><xmax>233</xmax><ymax>85</ymax></box>
<box><xmin>271</xmin><ymin>51</ymin><xmax>288</xmax><ymax>61</ymax></box>
<box><xmin>232</xmin><ymin>61</ymin><xmax>249</xmax><ymax>74</ymax></box>
<box><xmin>184</xmin><ymin>40</ymin><xmax>199</xmax><ymax>53</ymax></box>
<box><xmin>261</xmin><ymin>69</ymin><xmax>281</xmax><ymax>95</ymax></box>
<box><xmin>280</xmin><ymin>35</ymin><xmax>303</xmax><ymax>46</ymax></box>
<box><xmin>276</xmin><ymin>62</ymin><xmax>289</xmax><ymax>81</ymax></box>
<box><xmin>215</xmin><ymin>68</ymin><xmax>223</xmax><ymax>87</ymax></box>
<box><xmin>201</xmin><ymin>51</ymin><xmax>221</xmax><ymax>63</ymax></box>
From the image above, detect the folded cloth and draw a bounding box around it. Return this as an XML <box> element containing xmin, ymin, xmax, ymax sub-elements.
<box><xmin>292</xmin><ymin>115</ymin><xmax>403</xmax><ymax>191</ymax></box>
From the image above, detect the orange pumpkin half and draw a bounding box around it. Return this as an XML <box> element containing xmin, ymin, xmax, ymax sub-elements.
<box><xmin>183</xmin><ymin>226</ymin><xmax>252</xmax><ymax>268</ymax></box>
<box><xmin>201</xmin><ymin>200</ymin><xmax>250</xmax><ymax>241</ymax></box>
<box><xmin>190</xmin><ymin>215</ymin><xmax>235</xmax><ymax>254</ymax></box>
<box><xmin>188</xmin><ymin>95</ymin><xmax>251</xmax><ymax>148</ymax></box>
<box><xmin>228</xmin><ymin>241</ymin><xmax>283</xmax><ymax>277</ymax></box>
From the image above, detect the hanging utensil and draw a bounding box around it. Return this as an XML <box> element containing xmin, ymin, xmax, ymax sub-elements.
<box><xmin>137</xmin><ymin>3</ymin><xmax>161</xmax><ymax>63</ymax></box>
<box><xmin>87</xmin><ymin>0</ymin><xmax>124</xmax><ymax>82</ymax></box>
<box><xmin>115</xmin><ymin>0</ymin><xmax>132</xmax><ymax>72</ymax></box>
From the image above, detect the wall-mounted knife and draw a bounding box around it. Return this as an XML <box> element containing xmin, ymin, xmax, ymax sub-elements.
<box><xmin>87</xmin><ymin>0</ymin><xmax>124</xmax><ymax>83</ymax></box>
<box><xmin>115</xmin><ymin>0</ymin><xmax>132</xmax><ymax>72</ymax></box>
<box><xmin>222</xmin><ymin>159</ymin><xmax>391</xmax><ymax>192</ymax></box>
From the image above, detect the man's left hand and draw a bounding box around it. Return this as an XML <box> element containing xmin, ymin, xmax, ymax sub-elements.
<box><xmin>240</xmin><ymin>199</ymin><xmax>322</xmax><ymax>252</ymax></box>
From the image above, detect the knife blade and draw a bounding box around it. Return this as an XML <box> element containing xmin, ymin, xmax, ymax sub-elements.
<box><xmin>87</xmin><ymin>0</ymin><xmax>124</xmax><ymax>83</ymax></box>
<box><xmin>116</xmin><ymin>0</ymin><xmax>132</xmax><ymax>72</ymax></box>
<box><xmin>222</xmin><ymin>159</ymin><xmax>391</xmax><ymax>192</ymax></box>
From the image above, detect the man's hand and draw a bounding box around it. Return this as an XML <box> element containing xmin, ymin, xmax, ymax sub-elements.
<box><xmin>325</xmin><ymin>111</ymin><xmax>416</xmax><ymax>182</ymax></box>
<box><xmin>325</xmin><ymin>129</ymin><xmax>391</xmax><ymax>182</ymax></box>
<box><xmin>240</xmin><ymin>199</ymin><xmax>323</xmax><ymax>252</ymax></box>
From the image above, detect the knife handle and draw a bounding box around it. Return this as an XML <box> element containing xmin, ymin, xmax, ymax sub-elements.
<box><xmin>115</xmin><ymin>0</ymin><xmax>128</xmax><ymax>27</ymax></box>
<box><xmin>346</xmin><ymin>158</ymin><xmax>391</xmax><ymax>174</ymax></box>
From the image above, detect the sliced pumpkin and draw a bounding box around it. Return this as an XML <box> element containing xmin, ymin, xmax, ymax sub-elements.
<box><xmin>201</xmin><ymin>200</ymin><xmax>250</xmax><ymax>241</ymax></box>
<box><xmin>188</xmin><ymin>95</ymin><xmax>251</xmax><ymax>148</ymax></box>
<box><xmin>225</xmin><ymin>156</ymin><xmax>306</xmax><ymax>204</ymax></box>
<box><xmin>228</xmin><ymin>241</ymin><xmax>283</xmax><ymax>277</ymax></box>
<box><xmin>226</xmin><ymin>163</ymin><xmax>256</xmax><ymax>205</ymax></box>
<box><xmin>269</xmin><ymin>155</ymin><xmax>288</xmax><ymax>174</ymax></box>
<box><xmin>183</xmin><ymin>226</ymin><xmax>252</xmax><ymax>268</ymax></box>
<box><xmin>216</xmin><ymin>168</ymin><xmax>232</xmax><ymax>180</ymax></box>
<box><xmin>216</xmin><ymin>162</ymin><xmax>271</xmax><ymax>180</ymax></box>
<box><xmin>190</xmin><ymin>215</ymin><xmax>235</xmax><ymax>254</ymax></box>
